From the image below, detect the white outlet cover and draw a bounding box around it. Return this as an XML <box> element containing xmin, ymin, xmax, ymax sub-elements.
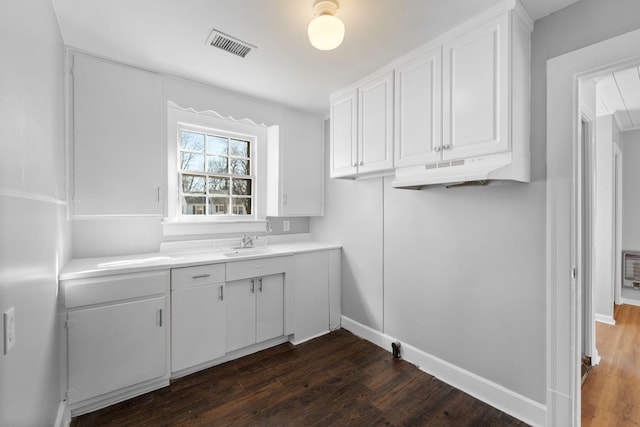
<box><xmin>4</xmin><ymin>307</ymin><xmax>15</xmax><ymax>355</ymax></box>
<box><xmin>283</xmin><ymin>220</ymin><xmax>290</xmax><ymax>232</ymax></box>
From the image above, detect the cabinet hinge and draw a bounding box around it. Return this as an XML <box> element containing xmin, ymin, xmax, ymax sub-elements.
<box><xmin>66</xmin><ymin>319</ymin><xmax>77</xmax><ymax>328</ymax></box>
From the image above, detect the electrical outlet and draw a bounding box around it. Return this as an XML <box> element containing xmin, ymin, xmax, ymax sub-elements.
<box><xmin>283</xmin><ymin>220</ymin><xmax>290</xmax><ymax>232</ymax></box>
<box><xmin>4</xmin><ymin>307</ymin><xmax>15</xmax><ymax>355</ymax></box>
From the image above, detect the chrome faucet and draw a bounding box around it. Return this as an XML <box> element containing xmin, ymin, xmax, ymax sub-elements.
<box><xmin>240</xmin><ymin>234</ymin><xmax>256</xmax><ymax>249</ymax></box>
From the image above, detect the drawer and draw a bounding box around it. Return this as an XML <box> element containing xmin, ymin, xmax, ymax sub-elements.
<box><xmin>226</xmin><ymin>255</ymin><xmax>292</xmax><ymax>281</ymax></box>
<box><xmin>171</xmin><ymin>263</ymin><xmax>225</xmax><ymax>290</ymax></box>
<box><xmin>63</xmin><ymin>270</ymin><xmax>169</xmax><ymax>309</ymax></box>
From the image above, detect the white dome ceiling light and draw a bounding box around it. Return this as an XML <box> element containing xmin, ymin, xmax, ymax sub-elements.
<box><xmin>307</xmin><ymin>0</ymin><xmax>345</xmax><ymax>51</ymax></box>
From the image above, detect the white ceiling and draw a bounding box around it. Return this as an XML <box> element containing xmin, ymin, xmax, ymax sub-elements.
<box><xmin>596</xmin><ymin>67</ymin><xmax>640</xmax><ymax>131</ymax></box>
<box><xmin>51</xmin><ymin>0</ymin><xmax>581</xmax><ymax>114</ymax></box>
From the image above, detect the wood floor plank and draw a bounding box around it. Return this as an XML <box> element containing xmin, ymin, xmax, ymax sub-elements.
<box><xmin>582</xmin><ymin>303</ymin><xmax>640</xmax><ymax>427</ymax></box>
<box><xmin>71</xmin><ymin>329</ymin><xmax>526</xmax><ymax>427</ymax></box>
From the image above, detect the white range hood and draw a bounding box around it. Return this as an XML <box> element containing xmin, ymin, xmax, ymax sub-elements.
<box><xmin>390</xmin><ymin>152</ymin><xmax>530</xmax><ymax>189</ymax></box>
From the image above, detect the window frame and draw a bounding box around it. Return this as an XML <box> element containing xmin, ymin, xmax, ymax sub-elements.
<box><xmin>177</xmin><ymin>124</ymin><xmax>256</xmax><ymax>219</ymax></box>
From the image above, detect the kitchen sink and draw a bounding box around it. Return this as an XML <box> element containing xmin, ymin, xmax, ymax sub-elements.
<box><xmin>223</xmin><ymin>248</ymin><xmax>270</xmax><ymax>258</ymax></box>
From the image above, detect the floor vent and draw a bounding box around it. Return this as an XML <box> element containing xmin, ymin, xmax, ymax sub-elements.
<box><xmin>206</xmin><ymin>29</ymin><xmax>256</xmax><ymax>58</ymax></box>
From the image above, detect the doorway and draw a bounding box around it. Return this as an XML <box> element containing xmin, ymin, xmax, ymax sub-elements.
<box><xmin>546</xmin><ymin>27</ymin><xmax>640</xmax><ymax>427</ymax></box>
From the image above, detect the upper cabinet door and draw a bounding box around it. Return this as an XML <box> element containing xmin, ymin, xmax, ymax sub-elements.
<box><xmin>72</xmin><ymin>53</ymin><xmax>163</xmax><ymax>216</ymax></box>
<box><xmin>442</xmin><ymin>13</ymin><xmax>509</xmax><ymax>160</ymax></box>
<box><xmin>394</xmin><ymin>47</ymin><xmax>442</xmax><ymax>167</ymax></box>
<box><xmin>358</xmin><ymin>71</ymin><xmax>394</xmax><ymax>174</ymax></box>
<box><xmin>279</xmin><ymin>110</ymin><xmax>323</xmax><ymax>216</ymax></box>
<box><xmin>330</xmin><ymin>89</ymin><xmax>358</xmax><ymax>178</ymax></box>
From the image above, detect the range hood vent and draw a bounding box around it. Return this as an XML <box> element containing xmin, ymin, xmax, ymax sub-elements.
<box><xmin>391</xmin><ymin>152</ymin><xmax>530</xmax><ymax>190</ymax></box>
<box><xmin>206</xmin><ymin>29</ymin><xmax>256</xmax><ymax>58</ymax></box>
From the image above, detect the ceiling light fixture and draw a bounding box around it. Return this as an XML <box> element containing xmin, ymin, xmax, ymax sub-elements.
<box><xmin>308</xmin><ymin>0</ymin><xmax>345</xmax><ymax>51</ymax></box>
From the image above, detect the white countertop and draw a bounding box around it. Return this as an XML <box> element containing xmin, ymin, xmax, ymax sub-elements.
<box><xmin>60</xmin><ymin>235</ymin><xmax>341</xmax><ymax>281</ymax></box>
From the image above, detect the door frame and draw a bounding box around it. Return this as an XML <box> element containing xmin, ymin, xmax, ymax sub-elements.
<box><xmin>546</xmin><ymin>27</ymin><xmax>640</xmax><ymax>426</ymax></box>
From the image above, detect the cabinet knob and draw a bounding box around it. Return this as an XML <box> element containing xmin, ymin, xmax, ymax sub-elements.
<box><xmin>434</xmin><ymin>146</ymin><xmax>441</xmax><ymax>152</ymax></box>
<box><xmin>352</xmin><ymin>162</ymin><xmax>357</xmax><ymax>167</ymax></box>
<box><xmin>443</xmin><ymin>144</ymin><xmax>451</xmax><ymax>151</ymax></box>
<box><xmin>359</xmin><ymin>161</ymin><xmax>364</xmax><ymax>166</ymax></box>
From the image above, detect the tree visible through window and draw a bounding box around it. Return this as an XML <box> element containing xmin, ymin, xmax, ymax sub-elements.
<box><xmin>179</xmin><ymin>128</ymin><xmax>253</xmax><ymax>216</ymax></box>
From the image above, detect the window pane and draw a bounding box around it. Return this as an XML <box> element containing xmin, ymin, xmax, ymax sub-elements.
<box><xmin>180</xmin><ymin>131</ymin><xmax>204</xmax><ymax>151</ymax></box>
<box><xmin>230</xmin><ymin>158</ymin><xmax>250</xmax><ymax>175</ymax></box>
<box><xmin>230</xmin><ymin>139</ymin><xmax>250</xmax><ymax>157</ymax></box>
<box><xmin>232</xmin><ymin>197</ymin><xmax>252</xmax><ymax>215</ymax></box>
<box><xmin>182</xmin><ymin>174</ymin><xmax>205</xmax><ymax>193</ymax></box>
<box><xmin>207</xmin><ymin>135</ymin><xmax>228</xmax><ymax>155</ymax></box>
<box><xmin>208</xmin><ymin>177</ymin><xmax>230</xmax><ymax>195</ymax></box>
<box><xmin>208</xmin><ymin>197</ymin><xmax>229</xmax><ymax>215</ymax></box>
<box><xmin>182</xmin><ymin>196</ymin><xmax>206</xmax><ymax>215</ymax></box>
<box><xmin>181</xmin><ymin>152</ymin><xmax>205</xmax><ymax>172</ymax></box>
<box><xmin>207</xmin><ymin>156</ymin><xmax>228</xmax><ymax>173</ymax></box>
<box><xmin>232</xmin><ymin>178</ymin><xmax>252</xmax><ymax>196</ymax></box>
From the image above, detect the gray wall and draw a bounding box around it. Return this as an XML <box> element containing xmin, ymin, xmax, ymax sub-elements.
<box><xmin>311</xmin><ymin>0</ymin><xmax>640</xmax><ymax>406</ymax></box>
<box><xmin>0</xmin><ymin>0</ymin><xmax>69</xmax><ymax>425</ymax></box>
<box><xmin>623</xmin><ymin>129</ymin><xmax>640</xmax><ymax>251</ymax></box>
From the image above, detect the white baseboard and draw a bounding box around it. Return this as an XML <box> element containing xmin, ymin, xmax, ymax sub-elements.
<box><xmin>595</xmin><ymin>313</ymin><xmax>616</xmax><ymax>325</ymax></box>
<box><xmin>622</xmin><ymin>297</ymin><xmax>640</xmax><ymax>307</ymax></box>
<box><xmin>289</xmin><ymin>329</ymin><xmax>331</xmax><ymax>346</ymax></box>
<box><xmin>341</xmin><ymin>315</ymin><xmax>547</xmax><ymax>427</ymax></box>
<box><xmin>54</xmin><ymin>401</ymin><xmax>71</xmax><ymax>427</ymax></box>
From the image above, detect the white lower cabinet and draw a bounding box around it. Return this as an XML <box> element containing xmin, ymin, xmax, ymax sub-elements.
<box><xmin>226</xmin><ymin>274</ymin><xmax>284</xmax><ymax>352</ymax></box>
<box><xmin>170</xmin><ymin>264</ymin><xmax>226</xmax><ymax>373</ymax></box>
<box><xmin>292</xmin><ymin>249</ymin><xmax>341</xmax><ymax>343</ymax></box>
<box><xmin>62</xmin><ymin>270</ymin><xmax>170</xmax><ymax>408</ymax></box>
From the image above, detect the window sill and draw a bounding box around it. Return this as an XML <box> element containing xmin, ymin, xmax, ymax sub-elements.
<box><xmin>162</xmin><ymin>219</ymin><xmax>267</xmax><ymax>237</ymax></box>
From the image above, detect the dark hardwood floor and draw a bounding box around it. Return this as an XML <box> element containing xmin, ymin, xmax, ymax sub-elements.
<box><xmin>71</xmin><ymin>329</ymin><xmax>527</xmax><ymax>426</ymax></box>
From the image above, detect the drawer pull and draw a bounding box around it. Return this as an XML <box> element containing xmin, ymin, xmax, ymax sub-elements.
<box><xmin>219</xmin><ymin>285</ymin><xmax>224</xmax><ymax>301</ymax></box>
<box><xmin>159</xmin><ymin>309</ymin><xmax>163</xmax><ymax>327</ymax></box>
<box><xmin>258</xmin><ymin>278</ymin><xmax>263</xmax><ymax>292</ymax></box>
<box><xmin>250</xmin><ymin>279</ymin><xmax>255</xmax><ymax>293</ymax></box>
<box><xmin>192</xmin><ymin>274</ymin><xmax>211</xmax><ymax>279</ymax></box>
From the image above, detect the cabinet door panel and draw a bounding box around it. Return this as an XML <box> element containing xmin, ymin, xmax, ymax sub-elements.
<box><xmin>358</xmin><ymin>72</ymin><xmax>394</xmax><ymax>174</ymax></box>
<box><xmin>68</xmin><ymin>296</ymin><xmax>166</xmax><ymax>403</ymax></box>
<box><xmin>72</xmin><ymin>53</ymin><xmax>162</xmax><ymax>216</ymax></box>
<box><xmin>256</xmin><ymin>274</ymin><xmax>284</xmax><ymax>343</ymax></box>
<box><xmin>281</xmin><ymin>111</ymin><xmax>323</xmax><ymax>216</ymax></box>
<box><xmin>443</xmin><ymin>14</ymin><xmax>509</xmax><ymax>160</ymax></box>
<box><xmin>395</xmin><ymin>48</ymin><xmax>442</xmax><ymax>167</ymax></box>
<box><xmin>330</xmin><ymin>90</ymin><xmax>358</xmax><ymax>178</ymax></box>
<box><xmin>226</xmin><ymin>279</ymin><xmax>256</xmax><ymax>352</ymax></box>
<box><xmin>293</xmin><ymin>252</ymin><xmax>329</xmax><ymax>342</ymax></box>
<box><xmin>172</xmin><ymin>284</ymin><xmax>225</xmax><ymax>372</ymax></box>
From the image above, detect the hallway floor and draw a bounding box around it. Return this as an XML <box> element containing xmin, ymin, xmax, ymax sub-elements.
<box><xmin>582</xmin><ymin>303</ymin><xmax>640</xmax><ymax>426</ymax></box>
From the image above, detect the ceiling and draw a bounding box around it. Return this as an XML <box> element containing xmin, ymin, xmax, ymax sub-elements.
<box><xmin>596</xmin><ymin>66</ymin><xmax>640</xmax><ymax>131</ymax></box>
<box><xmin>51</xmin><ymin>0</ymin><xmax>581</xmax><ymax>115</ymax></box>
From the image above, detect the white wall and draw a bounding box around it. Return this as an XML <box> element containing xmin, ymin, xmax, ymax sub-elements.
<box><xmin>0</xmin><ymin>0</ymin><xmax>69</xmax><ymax>425</ymax></box>
<box><xmin>71</xmin><ymin>72</ymin><xmax>314</xmax><ymax>258</ymax></box>
<box><xmin>312</xmin><ymin>0</ymin><xmax>640</xmax><ymax>408</ymax></box>
<box><xmin>623</xmin><ymin>129</ymin><xmax>640</xmax><ymax>251</ymax></box>
<box><xmin>593</xmin><ymin>115</ymin><xmax>621</xmax><ymax>319</ymax></box>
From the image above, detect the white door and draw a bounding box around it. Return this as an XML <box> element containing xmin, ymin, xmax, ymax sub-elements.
<box><xmin>225</xmin><ymin>278</ymin><xmax>256</xmax><ymax>352</ymax></box>
<box><xmin>395</xmin><ymin>47</ymin><xmax>443</xmax><ymax>167</ymax></box>
<box><xmin>358</xmin><ymin>71</ymin><xmax>394</xmax><ymax>174</ymax></box>
<box><xmin>67</xmin><ymin>296</ymin><xmax>166</xmax><ymax>404</ymax></box>
<box><xmin>281</xmin><ymin>110</ymin><xmax>324</xmax><ymax>216</ymax></box>
<box><xmin>171</xmin><ymin>284</ymin><xmax>225</xmax><ymax>372</ymax></box>
<box><xmin>256</xmin><ymin>274</ymin><xmax>284</xmax><ymax>343</ymax></box>
<box><xmin>330</xmin><ymin>89</ymin><xmax>358</xmax><ymax>177</ymax></box>
<box><xmin>72</xmin><ymin>53</ymin><xmax>163</xmax><ymax>216</ymax></box>
<box><xmin>293</xmin><ymin>252</ymin><xmax>330</xmax><ymax>343</ymax></box>
<box><xmin>442</xmin><ymin>14</ymin><xmax>509</xmax><ymax>160</ymax></box>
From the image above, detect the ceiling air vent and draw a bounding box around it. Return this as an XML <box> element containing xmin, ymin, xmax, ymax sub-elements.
<box><xmin>206</xmin><ymin>29</ymin><xmax>256</xmax><ymax>58</ymax></box>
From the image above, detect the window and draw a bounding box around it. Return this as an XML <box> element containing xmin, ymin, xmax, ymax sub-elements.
<box><xmin>178</xmin><ymin>127</ymin><xmax>254</xmax><ymax>217</ymax></box>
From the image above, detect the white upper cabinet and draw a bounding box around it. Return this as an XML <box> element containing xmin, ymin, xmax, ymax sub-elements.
<box><xmin>330</xmin><ymin>71</ymin><xmax>394</xmax><ymax>179</ymax></box>
<box><xmin>394</xmin><ymin>47</ymin><xmax>443</xmax><ymax>168</ymax></box>
<box><xmin>442</xmin><ymin>13</ymin><xmax>509</xmax><ymax>160</ymax></box>
<box><xmin>71</xmin><ymin>53</ymin><xmax>163</xmax><ymax>216</ymax></box>
<box><xmin>329</xmin><ymin>89</ymin><xmax>358</xmax><ymax>178</ymax></box>
<box><xmin>267</xmin><ymin>109</ymin><xmax>324</xmax><ymax>216</ymax></box>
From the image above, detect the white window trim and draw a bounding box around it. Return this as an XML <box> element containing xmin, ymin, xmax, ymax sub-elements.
<box><xmin>164</xmin><ymin>102</ymin><xmax>270</xmax><ymax>236</ymax></box>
